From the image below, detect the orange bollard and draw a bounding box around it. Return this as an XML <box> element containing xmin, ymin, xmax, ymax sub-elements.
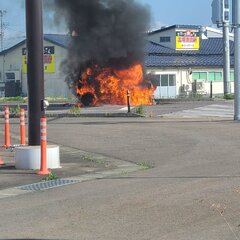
<box><xmin>20</xmin><ymin>108</ymin><xmax>26</xmax><ymax>145</ymax></box>
<box><xmin>37</xmin><ymin>117</ymin><xmax>50</xmax><ymax>175</ymax></box>
<box><xmin>4</xmin><ymin>107</ymin><xmax>11</xmax><ymax>148</ymax></box>
<box><xmin>0</xmin><ymin>155</ymin><xmax>4</xmax><ymax>165</ymax></box>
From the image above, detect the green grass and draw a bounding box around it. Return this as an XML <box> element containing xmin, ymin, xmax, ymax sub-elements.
<box><xmin>81</xmin><ymin>155</ymin><xmax>106</xmax><ymax>165</ymax></box>
<box><xmin>42</xmin><ymin>172</ymin><xmax>59</xmax><ymax>181</ymax></box>
<box><xmin>0</xmin><ymin>96</ymin><xmax>76</xmax><ymax>103</ymax></box>
<box><xmin>81</xmin><ymin>155</ymin><xmax>93</xmax><ymax>161</ymax></box>
<box><xmin>136</xmin><ymin>160</ymin><xmax>153</xmax><ymax>170</ymax></box>
<box><xmin>134</xmin><ymin>105</ymin><xmax>144</xmax><ymax>115</ymax></box>
<box><xmin>95</xmin><ymin>159</ymin><xmax>106</xmax><ymax>164</ymax></box>
<box><xmin>9</xmin><ymin>105</ymin><xmax>21</xmax><ymax>115</ymax></box>
<box><xmin>224</xmin><ymin>93</ymin><xmax>234</xmax><ymax>100</ymax></box>
<box><xmin>46</xmin><ymin>97</ymin><xmax>75</xmax><ymax>102</ymax></box>
<box><xmin>0</xmin><ymin>96</ymin><xmax>25</xmax><ymax>102</ymax></box>
<box><xmin>69</xmin><ymin>106</ymin><xmax>81</xmax><ymax>115</ymax></box>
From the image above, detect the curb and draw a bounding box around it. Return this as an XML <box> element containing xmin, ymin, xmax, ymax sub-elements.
<box><xmin>0</xmin><ymin>155</ymin><xmax>143</xmax><ymax>199</ymax></box>
<box><xmin>0</xmin><ymin>112</ymin><xmax>145</xmax><ymax>118</ymax></box>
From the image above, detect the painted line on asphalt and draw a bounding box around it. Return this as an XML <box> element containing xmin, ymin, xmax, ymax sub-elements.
<box><xmin>159</xmin><ymin>104</ymin><xmax>234</xmax><ymax>118</ymax></box>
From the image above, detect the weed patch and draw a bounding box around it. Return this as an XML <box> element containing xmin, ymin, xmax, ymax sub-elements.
<box><xmin>137</xmin><ymin>160</ymin><xmax>153</xmax><ymax>170</ymax></box>
<box><xmin>42</xmin><ymin>172</ymin><xmax>59</xmax><ymax>181</ymax></box>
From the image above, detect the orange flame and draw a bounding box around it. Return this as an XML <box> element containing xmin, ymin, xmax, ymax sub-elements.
<box><xmin>76</xmin><ymin>63</ymin><xmax>155</xmax><ymax>106</ymax></box>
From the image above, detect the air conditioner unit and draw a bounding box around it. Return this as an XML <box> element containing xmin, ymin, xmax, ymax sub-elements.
<box><xmin>182</xmin><ymin>84</ymin><xmax>192</xmax><ymax>92</ymax></box>
<box><xmin>5</xmin><ymin>71</ymin><xmax>20</xmax><ymax>82</ymax></box>
<box><xmin>196</xmin><ymin>81</ymin><xmax>205</xmax><ymax>91</ymax></box>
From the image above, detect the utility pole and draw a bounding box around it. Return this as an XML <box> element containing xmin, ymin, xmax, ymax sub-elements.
<box><xmin>223</xmin><ymin>21</ymin><xmax>231</xmax><ymax>95</ymax></box>
<box><xmin>222</xmin><ymin>0</ymin><xmax>231</xmax><ymax>95</ymax></box>
<box><xmin>233</xmin><ymin>0</ymin><xmax>240</xmax><ymax>120</ymax></box>
<box><xmin>25</xmin><ymin>0</ymin><xmax>44</xmax><ymax>145</ymax></box>
<box><xmin>0</xmin><ymin>10</ymin><xmax>6</xmax><ymax>84</ymax></box>
<box><xmin>211</xmin><ymin>0</ymin><xmax>231</xmax><ymax>96</ymax></box>
<box><xmin>0</xmin><ymin>10</ymin><xmax>6</xmax><ymax>51</ymax></box>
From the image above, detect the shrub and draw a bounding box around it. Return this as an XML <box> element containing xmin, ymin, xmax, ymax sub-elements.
<box><xmin>69</xmin><ymin>106</ymin><xmax>81</xmax><ymax>115</ymax></box>
<box><xmin>135</xmin><ymin>105</ymin><xmax>144</xmax><ymax>115</ymax></box>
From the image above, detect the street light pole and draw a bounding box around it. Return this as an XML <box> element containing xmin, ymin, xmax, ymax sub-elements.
<box><xmin>0</xmin><ymin>10</ymin><xmax>6</xmax><ymax>84</ymax></box>
<box><xmin>223</xmin><ymin>21</ymin><xmax>231</xmax><ymax>95</ymax></box>
<box><xmin>0</xmin><ymin>10</ymin><xmax>6</xmax><ymax>51</ymax></box>
<box><xmin>25</xmin><ymin>0</ymin><xmax>44</xmax><ymax>145</ymax></box>
<box><xmin>233</xmin><ymin>0</ymin><xmax>240</xmax><ymax>120</ymax></box>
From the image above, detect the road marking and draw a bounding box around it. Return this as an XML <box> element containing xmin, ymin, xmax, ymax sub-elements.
<box><xmin>119</xmin><ymin>107</ymin><xmax>134</xmax><ymax>111</ymax></box>
<box><xmin>159</xmin><ymin>104</ymin><xmax>234</xmax><ymax>118</ymax></box>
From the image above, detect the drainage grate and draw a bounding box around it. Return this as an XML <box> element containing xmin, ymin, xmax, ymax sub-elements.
<box><xmin>17</xmin><ymin>179</ymin><xmax>81</xmax><ymax>191</ymax></box>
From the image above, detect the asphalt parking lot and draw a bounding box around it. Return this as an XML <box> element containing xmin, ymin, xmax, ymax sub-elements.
<box><xmin>1</xmin><ymin>100</ymin><xmax>240</xmax><ymax>240</ymax></box>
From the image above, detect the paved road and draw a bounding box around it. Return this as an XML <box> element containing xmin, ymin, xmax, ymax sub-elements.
<box><xmin>144</xmin><ymin>100</ymin><xmax>234</xmax><ymax>118</ymax></box>
<box><xmin>159</xmin><ymin>102</ymin><xmax>234</xmax><ymax>118</ymax></box>
<box><xmin>1</xmin><ymin>101</ymin><xmax>240</xmax><ymax>239</ymax></box>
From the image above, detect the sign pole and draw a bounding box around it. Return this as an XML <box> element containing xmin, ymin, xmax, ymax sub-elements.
<box><xmin>234</xmin><ymin>0</ymin><xmax>240</xmax><ymax>120</ymax></box>
<box><xmin>25</xmin><ymin>0</ymin><xmax>44</xmax><ymax>145</ymax></box>
<box><xmin>211</xmin><ymin>0</ymin><xmax>231</xmax><ymax>96</ymax></box>
<box><xmin>223</xmin><ymin>21</ymin><xmax>231</xmax><ymax>96</ymax></box>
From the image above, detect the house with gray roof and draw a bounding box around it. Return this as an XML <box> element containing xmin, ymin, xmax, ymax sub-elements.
<box><xmin>0</xmin><ymin>34</ymin><xmax>71</xmax><ymax>98</ymax></box>
<box><xmin>0</xmin><ymin>25</ymin><xmax>233</xmax><ymax>99</ymax></box>
<box><xmin>146</xmin><ymin>25</ymin><xmax>234</xmax><ymax>99</ymax></box>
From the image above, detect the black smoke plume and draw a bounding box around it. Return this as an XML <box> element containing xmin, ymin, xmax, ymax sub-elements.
<box><xmin>52</xmin><ymin>0</ymin><xmax>151</xmax><ymax>103</ymax></box>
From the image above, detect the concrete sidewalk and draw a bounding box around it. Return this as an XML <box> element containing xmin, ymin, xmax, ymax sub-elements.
<box><xmin>0</xmin><ymin>131</ymin><xmax>142</xmax><ymax>198</ymax></box>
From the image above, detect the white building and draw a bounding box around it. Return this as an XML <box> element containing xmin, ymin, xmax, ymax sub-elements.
<box><xmin>146</xmin><ymin>25</ymin><xmax>234</xmax><ymax>99</ymax></box>
<box><xmin>0</xmin><ymin>34</ymin><xmax>72</xmax><ymax>98</ymax></box>
<box><xmin>0</xmin><ymin>25</ymin><xmax>234</xmax><ymax>99</ymax></box>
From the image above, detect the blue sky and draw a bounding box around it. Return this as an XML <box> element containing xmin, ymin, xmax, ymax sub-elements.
<box><xmin>138</xmin><ymin>0</ymin><xmax>212</xmax><ymax>28</ymax></box>
<box><xmin>1</xmin><ymin>0</ymin><xmax>213</xmax><ymax>49</ymax></box>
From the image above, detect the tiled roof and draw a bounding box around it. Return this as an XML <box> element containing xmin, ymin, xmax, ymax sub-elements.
<box><xmin>186</xmin><ymin>38</ymin><xmax>234</xmax><ymax>55</ymax></box>
<box><xmin>146</xmin><ymin>38</ymin><xmax>234</xmax><ymax>56</ymax></box>
<box><xmin>148</xmin><ymin>25</ymin><xmax>201</xmax><ymax>35</ymax></box>
<box><xmin>145</xmin><ymin>55</ymin><xmax>234</xmax><ymax>68</ymax></box>
<box><xmin>145</xmin><ymin>41</ymin><xmax>176</xmax><ymax>55</ymax></box>
<box><xmin>0</xmin><ymin>34</ymin><xmax>70</xmax><ymax>55</ymax></box>
<box><xmin>145</xmin><ymin>38</ymin><xmax>234</xmax><ymax>68</ymax></box>
<box><xmin>44</xmin><ymin>34</ymin><xmax>70</xmax><ymax>48</ymax></box>
<box><xmin>0</xmin><ymin>34</ymin><xmax>233</xmax><ymax>68</ymax></box>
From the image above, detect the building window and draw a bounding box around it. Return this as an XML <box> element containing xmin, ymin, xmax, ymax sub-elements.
<box><xmin>151</xmin><ymin>75</ymin><xmax>161</xmax><ymax>87</ymax></box>
<box><xmin>5</xmin><ymin>72</ymin><xmax>15</xmax><ymax>81</ymax></box>
<box><xmin>230</xmin><ymin>71</ymin><xmax>234</xmax><ymax>81</ymax></box>
<box><xmin>208</xmin><ymin>72</ymin><xmax>222</xmax><ymax>82</ymax></box>
<box><xmin>193</xmin><ymin>72</ymin><xmax>207</xmax><ymax>81</ymax></box>
<box><xmin>160</xmin><ymin>36</ymin><xmax>171</xmax><ymax>43</ymax></box>
<box><xmin>169</xmin><ymin>75</ymin><xmax>176</xmax><ymax>86</ymax></box>
<box><xmin>160</xmin><ymin>74</ymin><xmax>176</xmax><ymax>86</ymax></box>
<box><xmin>152</xmin><ymin>74</ymin><xmax>176</xmax><ymax>86</ymax></box>
<box><xmin>161</xmin><ymin>75</ymin><xmax>168</xmax><ymax>86</ymax></box>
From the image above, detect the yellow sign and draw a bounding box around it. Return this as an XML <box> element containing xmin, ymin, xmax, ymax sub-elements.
<box><xmin>22</xmin><ymin>46</ymin><xmax>55</xmax><ymax>73</ymax></box>
<box><xmin>22</xmin><ymin>48</ymin><xmax>27</xmax><ymax>74</ymax></box>
<box><xmin>176</xmin><ymin>30</ymin><xmax>200</xmax><ymax>50</ymax></box>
